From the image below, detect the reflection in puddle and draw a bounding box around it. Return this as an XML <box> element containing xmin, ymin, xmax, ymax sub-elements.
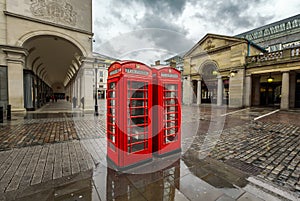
<box><xmin>2</xmin><ymin>156</ymin><xmax>251</xmax><ymax>201</ymax></box>
<box><xmin>93</xmin><ymin>160</ymin><xmax>181</xmax><ymax>201</ymax></box>
<box><xmin>3</xmin><ymin>171</ymin><xmax>93</xmax><ymax>201</ymax></box>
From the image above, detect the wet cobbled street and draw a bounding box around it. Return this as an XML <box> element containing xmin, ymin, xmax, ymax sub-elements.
<box><xmin>0</xmin><ymin>100</ymin><xmax>299</xmax><ymax>200</ymax></box>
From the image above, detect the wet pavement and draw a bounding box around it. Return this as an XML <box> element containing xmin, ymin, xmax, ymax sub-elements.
<box><xmin>0</xmin><ymin>100</ymin><xmax>299</xmax><ymax>200</ymax></box>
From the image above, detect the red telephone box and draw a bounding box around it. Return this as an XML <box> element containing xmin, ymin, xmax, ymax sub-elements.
<box><xmin>107</xmin><ymin>61</ymin><xmax>153</xmax><ymax>169</ymax></box>
<box><xmin>152</xmin><ymin>67</ymin><xmax>181</xmax><ymax>156</ymax></box>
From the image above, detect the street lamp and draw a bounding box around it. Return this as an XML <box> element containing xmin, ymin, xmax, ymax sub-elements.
<box><xmin>229</xmin><ymin>70</ymin><xmax>237</xmax><ymax>77</ymax></box>
<box><xmin>267</xmin><ymin>73</ymin><xmax>274</xmax><ymax>83</ymax></box>
<box><xmin>94</xmin><ymin>64</ymin><xmax>99</xmax><ymax>116</ymax></box>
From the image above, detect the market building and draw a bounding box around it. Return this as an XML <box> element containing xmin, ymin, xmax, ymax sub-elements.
<box><xmin>0</xmin><ymin>0</ymin><xmax>98</xmax><ymax>112</ymax></box>
<box><xmin>183</xmin><ymin>14</ymin><xmax>300</xmax><ymax>109</ymax></box>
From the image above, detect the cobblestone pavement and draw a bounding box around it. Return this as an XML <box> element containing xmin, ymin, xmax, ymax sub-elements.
<box><xmin>189</xmin><ymin>107</ymin><xmax>300</xmax><ymax>198</ymax></box>
<box><xmin>0</xmin><ymin>120</ymin><xmax>78</xmax><ymax>151</ymax></box>
<box><xmin>0</xmin><ymin>100</ymin><xmax>299</xmax><ymax>200</ymax></box>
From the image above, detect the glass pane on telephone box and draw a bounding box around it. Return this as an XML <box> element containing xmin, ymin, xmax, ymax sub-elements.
<box><xmin>127</xmin><ymin>81</ymin><xmax>149</xmax><ymax>153</ymax></box>
<box><xmin>164</xmin><ymin>84</ymin><xmax>179</xmax><ymax>143</ymax></box>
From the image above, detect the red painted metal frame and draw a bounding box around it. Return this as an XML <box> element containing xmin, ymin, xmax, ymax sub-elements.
<box><xmin>152</xmin><ymin>67</ymin><xmax>181</xmax><ymax>156</ymax></box>
<box><xmin>107</xmin><ymin>61</ymin><xmax>153</xmax><ymax>169</ymax></box>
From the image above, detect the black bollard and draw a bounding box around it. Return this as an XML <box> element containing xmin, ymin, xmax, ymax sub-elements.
<box><xmin>7</xmin><ymin>105</ymin><xmax>11</xmax><ymax>121</ymax></box>
<box><xmin>0</xmin><ymin>107</ymin><xmax>3</xmax><ymax>123</ymax></box>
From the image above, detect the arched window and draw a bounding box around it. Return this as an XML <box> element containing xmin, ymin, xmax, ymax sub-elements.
<box><xmin>201</xmin><ymin>62</ymin><xmax>218</xmax><ymax>81</ymax></box>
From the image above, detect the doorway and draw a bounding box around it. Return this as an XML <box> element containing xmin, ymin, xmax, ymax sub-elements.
<box><xmin>0</xmin><ymin>66</ymin><xmax>8</xmax><ymax>108</ymax></box>
<box><xmin>260</xmin><ymin>82</ymin><xmax>281</xmax><ymax>106</ymax></box>
<box><xmin>201</xmin><ymin>80</ymin><xmax>217</xmax><ymax>104</ymax></box>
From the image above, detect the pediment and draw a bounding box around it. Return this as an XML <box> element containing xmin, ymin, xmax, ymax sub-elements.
<box><xmin>184</xmin><ymin>34</ymin><xmax>246</xmax><ymax>58</ymax></box>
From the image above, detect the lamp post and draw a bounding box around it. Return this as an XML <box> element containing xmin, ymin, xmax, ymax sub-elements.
<box><xmin>94</xmin><ymin>63</ymin><xmax>99</xmax><ymax>116</ymax></box>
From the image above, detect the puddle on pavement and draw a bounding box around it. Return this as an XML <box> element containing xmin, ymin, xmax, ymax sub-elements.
<box><xmin>24</xmin><ymin>113</ymin><xmax>74</xmax><ymax>119</ymax></box>
<box><xmin>2</xmin><ymin>170</ymin><xmax>93</xmax><ymax>201</ymax></box>
<box><xmin>1</xmin><ymin>154</ymin><xmax>250</xmax><ymax>201</ymax></box>
<box><xmin>91</xmin><ymin>154</ymin><xmax>249</xmax><ymax>201</ymax></box>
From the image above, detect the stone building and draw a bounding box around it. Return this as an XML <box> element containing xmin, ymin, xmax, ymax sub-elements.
<box><xmin>183</xmin><ymin>15</ymin><xmax>300</xmax><ymax>110</ymax></box>
<box><xmin>0</xmin><ymin>0</ymin><xmax>96</xmax><ymax>112</ymax></box>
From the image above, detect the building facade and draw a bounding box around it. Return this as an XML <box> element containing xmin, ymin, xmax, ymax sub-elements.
<box><xmin>92</xmin><ymin>53</ymin><xmax>117</xmax><ymax>100</ymax></box>
<box><xmin>236</xmin><ymin>14</ymin><xmax>300</xmax><ymax>52</ymax></box>
<box><xmin>183</xmin><ymin>15</ymin><xmax>300</xmax><ymax>109</ymax></box>
<box><xmin>0</xmin><ymin>0</ymin><xmax>96</xmax><ymax>112</ymax></box>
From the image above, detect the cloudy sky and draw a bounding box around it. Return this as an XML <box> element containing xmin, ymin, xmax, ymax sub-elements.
<box><xmin>92</xmin><ymin>0</ymin><xmax>300</xmax><ymax>65</ymax></box>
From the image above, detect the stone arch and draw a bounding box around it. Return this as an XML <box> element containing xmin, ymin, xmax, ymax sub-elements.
<box><xmin>16</xmin><ymin>30</ymin><xmax>87</xmax><ymax>56</ymax></box>
<box><xmin>198</xmin><ymin>60</ymin><xmax>220</xmax><ymax>81</ymax></box>
<box><xmin>198</xmin><ymin>60</ymin><xmax>219</xmax><ymax>75</ymax></box>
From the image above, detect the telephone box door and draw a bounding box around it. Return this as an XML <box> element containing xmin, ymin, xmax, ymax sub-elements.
<box><xmin>107</xmin><ymin>61</ymin><xmax>153</xmax><ymax>169</ymax></box>
<box><xmin>123</xmin><ymin>78</ymin><xmax>152</xmax><ymax>167</ymax></box>
<box><xmin>153</xmin><ymin>68</ymin><xmax>181</xmax><ymax>156</ymax></box>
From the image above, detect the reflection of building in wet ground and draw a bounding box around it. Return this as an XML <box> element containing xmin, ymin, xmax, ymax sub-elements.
<box><xmin>0</xmin><ymin>101</ymin><xmax>300</xmax><ymax>200</ymax></box>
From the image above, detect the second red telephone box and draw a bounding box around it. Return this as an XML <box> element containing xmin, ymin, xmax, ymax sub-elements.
<box><xmin>107</xmin><ymin>61</ymin><xmax>153</xmax><ymax>169</ymax></box>
<box><xmin>152</xmin><ymin>67</ymin><xmax>181</xmax><ymax>156</ymax></box>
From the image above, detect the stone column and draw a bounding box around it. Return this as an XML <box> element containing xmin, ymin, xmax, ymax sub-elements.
<box><xmin>3</xmin><ymin>47</ymin><xmax>27</xmax><ymax>112</ymax></box>
<box><xmin>228</xmin><ymin>69</ymin><xmax>245</xmax><ymax>108</ymax></box>
<box><xmin>81</xmin><ymin>57</ymin><xmax>95</xmax><ymax>111</ymax></box>
<box><xmin>244</xmin><ymin>75</ymin><xmax>252</xmax><ymax>107</ymax></box>
<box><xmin>252</xmin><ymin>76</ymin><xmax>260</xmax><ymax>106</ymax></box>
<box><xmin>24</xmin><ymin>71</ymin><xmax>33</xmax><ymax>110</ymax></box>
<box><xmin>217</xmin><ymin>76</ymin><xmax>223</xmax><ymax>106</ymax></box>
<box><xmin>80</xmin><ymin>73</ymin><xmax>85</xmax><ymax>109</ymax></box>
<box><xmin>77</xmin><ymin>77</ymin><xmax>81</xmax><ymax>107</ymax></box>
<box><xmin>196</xmin><ymin>80</ymin><xmax>201</xmax><ymax>105</ymax></box>
<box><xmin>281</xmin><ymin>71</ymin><xmax>290</xmax><ymax>110</ymax></box>
<box><xmin>72</xmin><ymin>80</ymin><xmax>76</xmax><ymax>100</ymax></box>
<box><xmin>75</xmin><ymin>77</ymin><xmax>79</xmax><ymax>106</ymax></box>
<box><xmin>289</xmin><ymin>72</ymin><xmax>296</xmax><ymax>108</ymax></box>
<box><xmin>183</xmin><ymin>76</ymin><xmax>193</xmax><ymax>105</ymax></box>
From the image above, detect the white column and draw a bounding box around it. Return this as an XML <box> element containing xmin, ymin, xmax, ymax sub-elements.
<box><xmin>80</xmin><ymin>58</ymin><xmax>95</xmax><ymax>111</ymax></box>
<box><xmin>197</xmin><ymin>80</ymin><xmax>201</xmax><ymax>105</ymax></box>
<box><xmin>24</xmin><ymin>72</ymin><xmax>33</xmax><ymax>109</ymax></box>
<box><xmin>289</xmin><ymin>72</ymin><xmax>296</xmax><ymax>108</ymax></box>
<box><xmin>183</xmin><ymin>76</ymin><xmax>193</xmax><ymax>105</ymax></box>
<box><xmin>217</xmin><ymin>76</ymin><xmax>223</xmax><ymax>106</ymax></box>
<box><xmin>72</xmin><ymin>80</ymin><xmax>76</xmax><ymax>100</ymax></box>
<box><xmin>244</xmin><ymin>75</ymin><xmax>252</xmax><ymax>107</ymax></box>
<box><xmin>74</xmin><ymin>79</ymin><xmax>77</xmax><ymax>107</ymax></box>
<box><xmin>3</xmin><ymin>48</ymin><xmax>27</xmax><ymax>112</ymax></box>
<box><xmin>281</xmin><ymin>71</ymin><xmax>290</xmax><ymax>110</ymax></box>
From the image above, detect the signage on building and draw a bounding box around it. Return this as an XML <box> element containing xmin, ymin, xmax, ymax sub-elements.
<box><xmin>282</xmin><ymin>40</ymin><xmax>300</xmax><ymax>49</ymax></box>
<box><xmin>239</xmin><ymin>17</ymin><xmax>300</xmax><ymax>41</ymax></box>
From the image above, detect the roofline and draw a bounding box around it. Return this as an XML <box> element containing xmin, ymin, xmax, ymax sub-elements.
<box><xmin>235</xmin><ymin>14</ymin><xmax>300</xmax><ymax>37</ymax></box>
<box><xmin>184</xmin><ymin>33</ymin><xmax>248</xmax><ymax>58</ymax></box>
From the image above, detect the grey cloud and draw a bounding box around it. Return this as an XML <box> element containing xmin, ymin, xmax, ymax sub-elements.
<box><xmin>95</xmin><ymin>0</ymin><xmax>194</xmax><ymax>60</ymax></box>
<box><xmin>191</xmin><ymin>0</ymin><xmax>275</xmax><ymax>34</ymax></box>
<box><xmin>141</xmin><ymin>0</ymin><xmax>186</xmax><ymax>16</ymax></box>
<box><xmin>110</xmin><ymin>0</ymin><xmax>187</xmax><ymax>17</ymax></box>
<box><xmin>95</xmin><ymin>29</ymin><xmax>193</xmax><ymax>56</ymax></box>
<box><xmin>138</xmin><ymin>13</ymin><xmax>185</xmax><ymax>32</ymax></box>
